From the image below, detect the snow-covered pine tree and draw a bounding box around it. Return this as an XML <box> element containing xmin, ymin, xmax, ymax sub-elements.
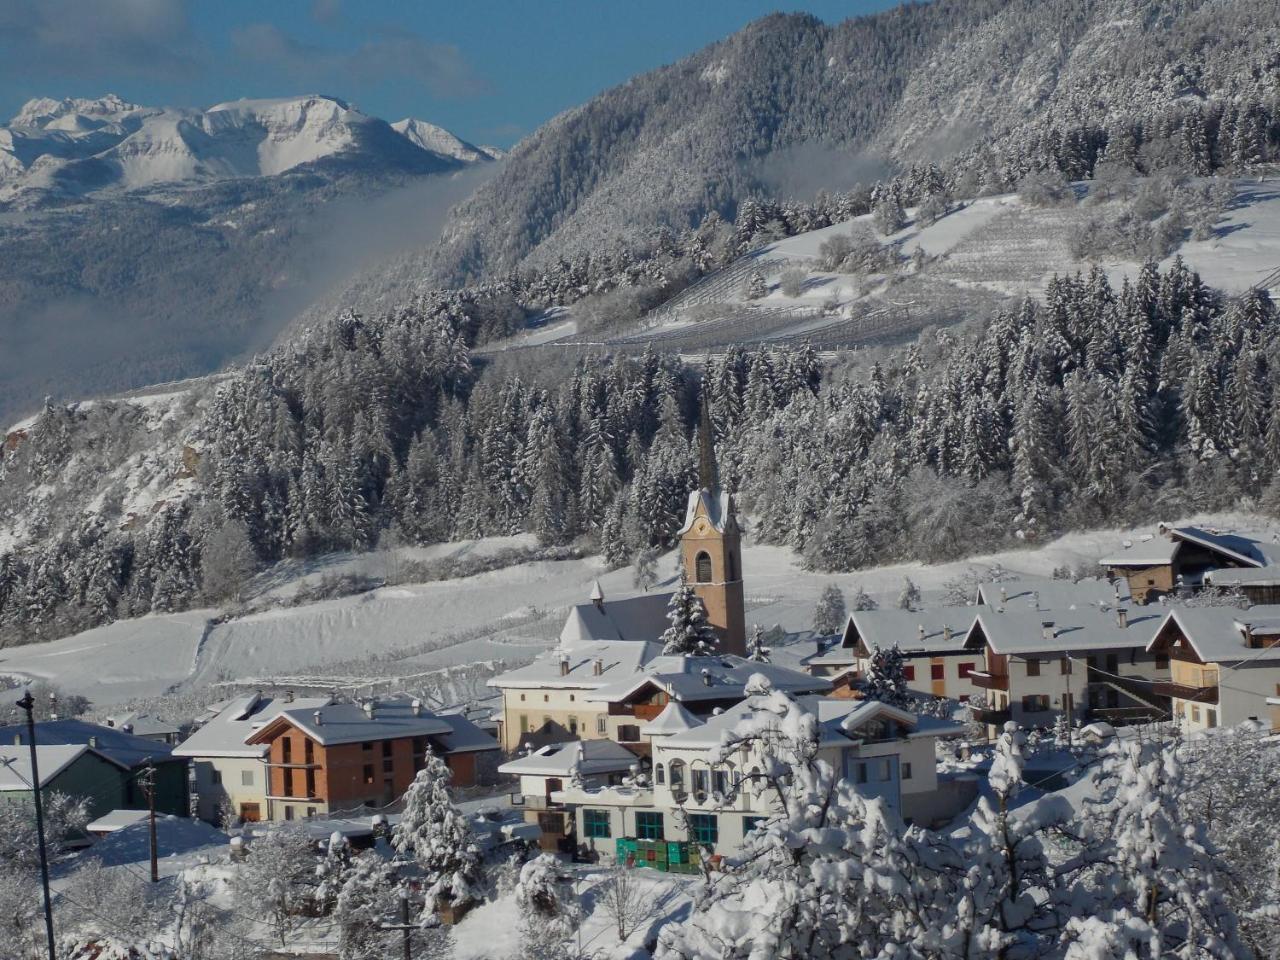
<box><xmin>515</xmin><ymin>853</ymin><xmax>578</xmax><ymax>960</ymax></box>
<box><xmin>897</xmin><ymin>576</ymin><xmax>921</xmax><ymax>610</ymax></box>
<box><xmin>392</xmin><ymin>754</ymin><xmax>484</xmax><ymax>912</ymax></box>
<box><xmin>746</xmin><ymin>624</ymin><xmax>771</xmax><ymax>663</ymax></box>
<box><xmin>744</xmin><ymin>269</ymin><xmax>768</xmax><ymax>301</ymax></box>
<box><xmin>659</xmin><ymin>580</ymin><xmax>718</xmax><ymax>656</ymax></box>
<box><xmin>812</xmin><ymin>583</ymin><xmax>847</xmax><ymax>637</ymax></box>
<box><xmin>859</xmin><ymin>644</ymin><xmax>913</xmax><ymax>709</ymax></box>
<box><xmin>850</xmin><ymin>584</ymin><xmax>878</xmax><ymax>611</ymax></box>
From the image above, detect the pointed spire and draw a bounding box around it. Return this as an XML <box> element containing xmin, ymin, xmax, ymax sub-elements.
<box><xmin>698</xmin><ymin>387</ymin><xmax>719</xmax><ymax>492</ymax></box>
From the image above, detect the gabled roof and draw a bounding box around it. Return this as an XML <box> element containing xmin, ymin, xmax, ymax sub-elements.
<box><xmin>489</xmin><ymin>640</ymin><xmax>664</xmax><ymax>690</ymax></box>
<box><xmin>558</xmin><ymin>592</ymin><xmax>672</xmax><ymax>645</ymax></box>
<box><xmin>498</xmin><ymin>739</ymin><xmax>637</xmax><ymax>778</ymax></box>
<box><xmin>581</xmin><ymin>655</ymin><xmax>830</xmax><ymax>704</ymax></box>
<box><xmin>431</xmin><ymin>712</ymin><xmax>500</xmax><ymax>754</ymax></box>
<box><xmin>1145</xmin><ymin>605</ymin><xmax>1280</xmax><ymax>663</ymax></box>
<box><xmin>1171</xmin><ymin>526</ymin><xmax>1275</xmax><ymax>568</ymax></box>
<box><xmin>173</xmin><ymin>693</ymin><xmax>330</xmax><ymax>759</ymax></box>
<box><xmin>640</xmin><ymin>701</ymin><xmax>703</xmax><ymax>736</ymax></box>
<box><xmin>0</xmin><ymin>744</ymin><xmax>107</xmax><ymax>790</ymax></box>
<box><xmin>0</xmin><ymin>719</ymin><xmax>180</xmax><ymax>768</ymax></box>
<box><xmin>86</xmin><ymin>809</ymin><xmax>151</xmax><ymax>833</ymax></box>
<box><xmin>1101</xmin><ymin>525</ymin><xmax>1280</xmax><ymax>569</ymax></box>
<box><xmin>104</xmin><ymin>713</ymin><xmax>182</xmax><ymax>737</ymax></box>
<box><xmin>676</xmin><ymin>488</ymin><xmax>735</xmax><ymax>536</ymax></box>
<box><xmin>1206</xmin><ymin>567</ymin><xmax>1280</xmax><ymax>587</ymax></box>
<box><xmin>976</xmin><ymin>576</ymin><xmax>1130</xmax><ymax>610</ymax></box>
<box><xmin>246</xmin><ymin>696</ymin><xmax>456</xmax><ymax>748</ymax></box>
<box><xmin>1100</xmin><ymin>535</ymin><xmax>1181</xmax><ymax>566</ymax></box>
<box><xmin>964</xmin><ymin>604</ymin><xmax>1161</xmax><ymax>655</ymax></box>
<box><xmin>815</xmin><ymin>608</ymin><xmax>981</xmax><ymax>665</ymax></box>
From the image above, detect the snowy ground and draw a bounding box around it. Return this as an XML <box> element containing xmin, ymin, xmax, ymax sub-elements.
<box><xmin>3</xmin><ymin>510</ymin><xmax>1275</xmax><ymax>715</ymax></box>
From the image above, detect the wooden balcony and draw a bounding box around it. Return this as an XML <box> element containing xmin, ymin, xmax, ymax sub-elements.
<box><xmin>969</xmin><ymin>705</ymin><xmax>1012</xmax><ymax>726</ymax></box>
<box><xmin>969</xmin><ymin>671</ymin><xmax>1009</xmax><ymax>692</ymax></box>
<box><xmin>1152</xmin><ymin>681</ymin><xmax>1218</xmax><ymax>704</ymax></box>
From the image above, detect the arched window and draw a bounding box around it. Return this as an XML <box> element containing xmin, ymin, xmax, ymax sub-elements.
<box><xmin>695</xmin><ymin>551</ymin><xmax>713</xmax><ymax>583</ymax></box>
<box><xmin>669</xmin><ymin>759</ymin><xmax>686</xmax><ymax>790</ymax></box>
<box><xmin>655</xmin><ymin>763</ymin><xmax>665</xmax><ymax>785</ymax></box>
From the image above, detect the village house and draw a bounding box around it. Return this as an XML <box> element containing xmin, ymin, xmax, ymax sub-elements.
<box><xmin>103</xmin><ymin>713</ymin><xmax>184</xmax><ymax>745</ymax></box>
<box><xmin>1145</xmin><ymin>606</ymin><xmax>1280</xmax><ymax>732</ymax></box>
<box><xmin>173</xmin><ymin>691</ymin><xmax>331</xmax><ymax>824</ymax></box>
<box><xmin>1100</xmin><ymin>524</ymin><xmax>1280</xmax><ymax>603</ymax></box>
<box><xmin>552</xmin><ymin>692</ymin><xmax>966</xmax><ymax>861</ymax></box>
<box><xmin>0</xmin><ymin>719</ymin><xmax>189</xmax><ymax>817</ymax></box>
<box><xmin>0</xmin><ymin>743</ymin><xmax>137</xmax><ymax>826</ymax></box>
<box><xmin>239</xmin><ymin>695</ymin><xmax>498</xmax><ymax>821</ymax></box>
<box><xmin>963</xmin><ymin>603</ymin><xmax>1170</xmax><ymax>734</ymax></box>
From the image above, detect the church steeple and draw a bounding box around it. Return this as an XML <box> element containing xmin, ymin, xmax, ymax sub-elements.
<box><xmin>698</xmin><ymin>389</ymin><xmax>718</xmax><ymax>493</ymax></box>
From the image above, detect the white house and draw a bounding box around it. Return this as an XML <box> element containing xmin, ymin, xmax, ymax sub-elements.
<box><xmin>553</xmin><ymin>693</ymin><xmax>965</xmax><ymax>861</ymax></box>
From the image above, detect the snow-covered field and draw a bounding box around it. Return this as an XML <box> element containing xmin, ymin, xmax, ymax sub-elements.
<box><xmin>4</xmin><ymin>511</ymin><xmax>1274</xmax><ymax>712</ymax></box>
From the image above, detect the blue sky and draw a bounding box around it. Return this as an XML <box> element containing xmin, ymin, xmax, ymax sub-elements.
<box><xmin>0</xmin><ymin>0</ymin><xmax>901</xmax><ymax>147</ymax></box>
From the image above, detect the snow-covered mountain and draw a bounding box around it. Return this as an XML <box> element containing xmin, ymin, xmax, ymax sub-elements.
<box><xmin>392</xmin><ymin>117</ymin><xmax>504</xmax><ymax>164</ymax></box>
<box><xmin>0</xmin><ymin>93</ymin><xmax>492</xmax><ymax>203</ymax></box>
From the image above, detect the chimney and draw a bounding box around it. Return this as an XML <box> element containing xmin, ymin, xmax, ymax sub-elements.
<box><xmin>313</xmin><ymin>710</ymin><xmax>323</xmax><ymax>727</ymax></box>
<box><xmin>701</xmin><ymin>668</ymin><xmax>712</xmax><ymax>687</ymax></box>
<box><xmin>1113</xmin><ymin>580</ymin><xmax>1122</xmax><ymax>601</ymax></box>
<box><xmin>590</xmin><ymin>580</ymin><xmax>605</xmax><ymax>612</ymax></box>
<box><xmin>285</xmin><ymin>690</ymin><xmax>295</xmax><ymax>703</ymax></box>
<box><xmin>89</xmin><ymin>736</ymin><xmax>97</xmax><ymax>749</ymax></box>
<box><xmin>411</xmin><ymin>698</ymin><xmax>423</xmax><ymax>717</ymax></box>
<box><xmin>943</xmin><ymin>624</ymin><xmax>952</xmax><ymax>642</ymax></box>
<box><xmin>122</xmin><ymin>723</ymin><xmax>133</xmax><ymax>733</ymax></box>
<box><xmin>1116</xmin><ymin>608</ymin><xmax>1128</xmax><ymax>629</ymax></box>
<box><xmin>593</xmin><ymin>658</ymin><xmax>603</xmax><ymax>676</ymax></box>
<box><xmin>918</xmin><ymin>624</ymin><xmax>926</xmax><ymax>639</ymax></box>
<box><xmin>363</xmin><ymin>700</ymin><xmax>375</xmax><ymax>718</ymax></box>
<box><xmin>999</xmin><ymin>586</ymin><xmax>1008</xmax><ymax>605</ymax></box>
<box><xmin>12</xmin><ymin>734</ymin><xmax>20</xmax><ymax>746</ymax></box>
<box><xmin>559</xmin><ymin>653</ymin><xmax>571</xmax><ymax>677</ymax></box>
<box><xmin>1243</xmin><ymin>622</ymin><xmax>1255</xmax><ymax>647</ymax></box>
<box><xmin>1042</xmin><ymin>621</ymin><xmax>1056</xmax><ymax>641</ymax></box>
<box><xmin>48</xmin><ymin>693</ymin><xmax>57</xmax><ymax>722</ymax></box>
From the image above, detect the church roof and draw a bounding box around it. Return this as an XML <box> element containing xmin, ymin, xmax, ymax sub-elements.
<box><xmin>559</xmin><ymin>591</ymin><xmax>673</xmax><ymax>645</ymax></box>
<box><xmin>640</xmin><ymin>701</ymin><xmax>703</xmax><ymax>736</ymax></box>
<box><xmin>676</xmin><ymin>488</ymin><xmax>735</xmax><ymax>536</ymax></box>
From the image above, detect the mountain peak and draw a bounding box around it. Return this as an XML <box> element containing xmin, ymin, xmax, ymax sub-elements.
<box><xmin>391</xmin><ymin>117</ymin><xmax>499</xmax><ymax>163</ymax></box>
<box><xmin>12</xmin><ymin>93</ymin><xmax>146</xmax><ymax>128</ymax></box>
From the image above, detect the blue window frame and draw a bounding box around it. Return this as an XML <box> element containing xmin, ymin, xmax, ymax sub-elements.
<box><xmin>635</xmin><ymin>811</ymin><xmax>664</xmax><ymax>840</ymax></box>
<box><xmin>583</xmin><ymin>808</ymin><xmax>611</xmax><ymax>838</ymax></box>
<box><xmin>688</xmin><ymin>813</ymin><xmax>718</xmax><ymax>845</ymax></box>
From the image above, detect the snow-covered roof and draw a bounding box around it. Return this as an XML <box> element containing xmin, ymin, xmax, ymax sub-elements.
<box><xmin>640</xmin><ymin>701</ymin><xmax>703</xmax><ymax>736</ymax></box>
<box><xmin>676</xmin><ymin>488</ymin><xmax>735</xmax><ymax>536</ymax></box>
<box><xmin>1205</xmin><ymin>567</ymin><xmax>1280</xmax><ymax>587</ymax></box>
<box><xmin>498</xmin><ymin>739</ymin><xmax>638</xmax><ymax>778</ymax></box>
<box><xmin>1101</xmin><ymin>526</ymin><xmax>1280</xmax><ymax>569</ymax></box>
<box><xmin>430</xmin><ymin>712</ymin><xmax>500</xmax><ymax>754</ymax></box>
<box><xmin>246</xmin><ymin>696</ymin><xmax>457</xmax><ymax>748</ymax></box>
<box><xmin>581</xmin><ymin>655</ymin><xmax>829</xmax><ymax>704</ymax></box>
<box><xmin>976</xmin><ymin>576</ymin><xmax>1130</xmax><ymax>611</ymax></box>
<box><xmin>965</xmin><ymin>605</ymin><xmax>1162</xmax><ymax>656</ymax></box>
<box><xmin>558</xmin><ymin>591</ymin><xmax>673</xmax><ymax>645</ymax></box>
<box><xmin>173</xmin><ymin>693</ymin><xmax>330</xmax><ymax>759</ymax></box>
<box><xmin>104</xmin><ymin>713</ymin><xmax>182</xmax><ymax>737</ymax></box>
<box><xmin>0</xmin><ymin>719</ymin><xmax>181</xmax><ymax>769</ymax></box>
<box><xmin>1100</xmin><ymin>536</ymin><xmax>1181</xmax><ymax>566</ymax></box>
<box><xmin>1146</xmin><ymin>605</ymin><xmax>1280</xmax><ymax>663</ymax></box>
<box><xmin>657</xmin><ymin>694</ymin><xmax>961</xmax><ymax>752</ymax></box>
<box><xmin>0</xmin><ymin>744</ymin><xmax>94</xmax><ymax>790</ymax></box>
<box><xmin>815</xmin><ymin>608</ymin><xmax>981</xmax><ymax>664</ymax></box>
<box><xmin>489</xmin><ymin>640</ymin><xmax>664</xmax><ymax>690</ymax></box>
<box><xmin>86</xmin><ymin>809</ymin><xmax>151</xmax><ymax>833</ymax></box>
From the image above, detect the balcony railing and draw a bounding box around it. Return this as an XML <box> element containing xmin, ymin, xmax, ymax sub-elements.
<box><xmin>1152</xmin><ymin>681</ymin><xmax>1218</xmax><ymax>704</ymax></box>
<box><xmin>969</xmin><ymin>671</ymin><xmax>1009</xmax><ymax>692</ymax></box>
<box><xmin>970</xmin><ymin>705</ymin><xmax>1012</xmax><ymax>725</ymax></box>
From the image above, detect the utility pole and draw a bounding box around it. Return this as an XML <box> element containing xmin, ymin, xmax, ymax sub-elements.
<box><xmin>381</xmin><ymin>884</ymin><xmax>421</xmax><ymax>960</ymax></box>
<box><xmin>143</xmin><ymin>758</ymin><xmax>159</xmax><ymax>882</ymax></box>
<box><xmin>18</xmin><ymin>691</ymin><xmax>57</xmax><ymax>960</ymax></box>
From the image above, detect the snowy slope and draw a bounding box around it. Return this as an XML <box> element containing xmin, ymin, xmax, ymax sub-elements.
<box><xmin>0</xmin><ymin>94</ymin><xmax>491</xmax><ymax>203</ymax></box>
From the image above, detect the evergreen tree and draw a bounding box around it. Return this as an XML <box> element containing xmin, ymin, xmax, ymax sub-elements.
<box><xmin>744</xmin><ymin>269</ymin><xmax>768</xmax><ymax>301</ymax></box>
<box><xmin>860</xmin><ymin>644</ymin><xmax>912</xmax><ymax>708</ymax></box>
<box><xmin>897</xmin><ymin>576</ymin><xmax>921</xmax><ymax>611</ymax></box>
<box><xmin>746</xmin><ymin>624</ymin><xmax>771</xmax><ymax>663</ymax></box>
<box><xmin>392</xmin><ymin>754</ymin><xmax>483</xmax><ymax>911</ymax></box>
<box><xmin>659</xmin><ymin>580</ymin><xmax>718</xmax><ymax>656</ymax></box>
<box><xmin>812</xmin><ymin>583</ymin><xmax>847</xmax><ymax>636</ymax></box>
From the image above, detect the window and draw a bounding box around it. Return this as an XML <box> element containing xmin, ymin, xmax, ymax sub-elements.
<box><xmin>695</xmin><ymin>551</ymin><xmax>713</xmax><ymax>583</ymax></box>
<box><xmin>282</xmin><ymin>738</ymin><xmax>292</xmax><ymax>762</ymax></box>
<box><xmin>584</xmin><ymin>809</ymin><xmax>611</xmax><ymax>839</ymax></box>
<box><xmin>362</xmin><ymin>741</ymin><xmax>373</xmax><ymax>751</ymax></box>
<box><xmin>382</xmin><ymin>742</ymin><xmax>392</xmax><ymax>757</ymax></box>
<box><xmin>306</xmin><ymin>807</ymin><xmax>316</xmax><ymax>818</ymax></box>
<box><xmin>284</xmin><ymin>768</ymin><xmax>294</xmax><ymax>797</ymax></box>
<box><xmin>569</xmin><ymin>716</ymin><xmax>579</xmax><ymax>735</ymax></box>
<box><xmin>543</xmin><ymin>695</ymin><xmax>549</xmax><ymax>702</ymax></box>
<box><xmin>1025</xmin><ymin>659</ymin><xmax>1041</xmax><ymax>677</ymax></box>
<box><xmin>958</xmin><ymin>663</ymin><xmax>975</xmax><ymax>678</ymax></box>
<box><xmin>617</xmin><ymin>724</ymin><xmax>640</xmax><ymax>742</ymax></box>
<box><xmin>874</xmin><ymin>759</ymin><xmax>891</xmax><ymax>782</ymax></box>
<box><xmin>743</xmin><ymin>815</ymin><xmax>766</xmax><ymax>836</ymax></box>
<box><xmin>569</xmin><ymin>694</ymin><xmax>575</xmax><ymax>702</ymax></box>
<box><xmin>1021</xmin><ymin>695</ymin><xmax>1049</xmax><ymax>713</ymax></box>
<box><xmin>635</xmin><ymin>811</ymin><xmax>664</xmax><ymax>840</ymax></box>
<box><xmin>520</xmin><ymin>694</ymin><xmax>526</xmax><ymax>701</ymax></box>
<box><xmin>902</xmin><ymin>762</ymin><xmax>913</xmax><ymax>780</ymax></box>
<box><xmin>211</xmin><ymin>770</ymin><xmax>223</xmax><ymax>785</ymax></box>
<box><xmin>1060</xmin><ymin>658</ymin><xmax>1072</xmax><ymax>675</ymax></box>
<box><xmin>284</xmin><ymin>807</ymin><xmax>294</xmax><ymax>821</ymax></box>
<box><xmin>930</xmin><ymin>664</ymin><xmax>944</xmax><ymax>681</ymax></box>
<box><xmin>596</xmin><ymin>716</ymin><xmax>608</xmax><ymax>735</ymax></box>
<box><xmin>853</xmin><ymin>762</ymin><xmax>867</xmax><ymax>784</ymax></box>
<box><xmin>668</xmin><ymin>759</ymin><xmax>686</xmax><ymax>790</ymax></box>
<box><xmin>903</xmin><ymin>665</ymin><xmax>916</xmax><ymax>681</ymax></box>
<box><xmin>363</xmin><ymin>764</ymin><xmax>375</xmax><ymax>784</ymax></box>
<box><xmin>1207</xmin><ymin>709</ymin><xmax>1218</xmax><ymax>729</ymax></box>
<box><xmin>241</xmin><ymin>770</ymin><xmax>254</xmax><ymax>787</ymax></box>
<box><xmin>1191</xmin><ymin>705</ymin><xmax>1201</xmax><ymax>723</ymax></box>
<box><xmin>688</xmin><ymin>813</ymin><xmax>718</xmax><ymax>845</ymax></box>
<box><xmin>691</xmin><ymin>768</ymin><xmax>709</xmax><ymax>796</ymax></box>
<box><xmin>655</xmin><ymin>764</ymin><xmax>665</xmax><ymax>785</ymax></box>
<box><xmin>712</xmin><ymin>768</ymin><xmax>729</xmax><ymax>795</ymax></box>
<box><xmin>304</xmin><ymin>740</ymin><xmax>314</xmax><ymax>763</ymax></box>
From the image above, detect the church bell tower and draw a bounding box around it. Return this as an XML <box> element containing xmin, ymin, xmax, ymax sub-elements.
<box><xmin>677</xmin><ymin>393</ymin><xmax>746</xmax><ymax>657</ymax></box>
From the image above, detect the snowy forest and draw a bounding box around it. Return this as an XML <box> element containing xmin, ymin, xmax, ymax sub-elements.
<box><xmin>1</xmin><ymin>252</ymin><xmax>1276</xmax><ymax>644</ymax></box>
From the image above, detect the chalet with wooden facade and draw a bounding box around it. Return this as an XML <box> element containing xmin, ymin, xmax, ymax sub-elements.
<box><xmin>1101</xmin><ymin>524</ymin><xmax>1280</xmax><ymax>603</ymax></box>
<box><xmin>963</xmin><ymin>604</ymin><xmax>1170</xmax><ymax>733</ymax></box>
<box><xmin>241</xmin><ymin>696</ymin><xmax>497</xmax><ymax>821</ymax></box>
<box><xmin>1145</xmin><ymin>606</ymin><xmax>1280</xmax><ymax>732</ymax></box>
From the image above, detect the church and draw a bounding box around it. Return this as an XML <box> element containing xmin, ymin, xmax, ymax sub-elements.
<box><xmin>488</xmin><ymin>398</ymin><xmax>823</xmax><ymax>754</ymax></box>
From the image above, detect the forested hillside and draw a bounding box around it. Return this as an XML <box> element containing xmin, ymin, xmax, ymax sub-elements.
<box><xmin>2</xmin><ymin>256</ymin><xmax>1276</xmax><ymax>645</ymax></box>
